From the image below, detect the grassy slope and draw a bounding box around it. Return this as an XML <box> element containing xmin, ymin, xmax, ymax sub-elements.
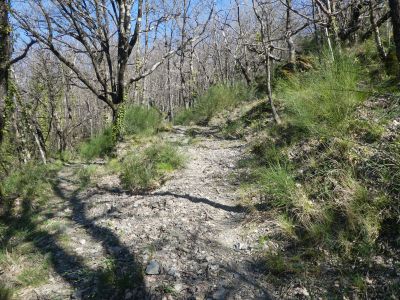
<box><xmin>219</xmin><ymin>49</ymin><xmax>399</xmax><ymax>297</ymax></box>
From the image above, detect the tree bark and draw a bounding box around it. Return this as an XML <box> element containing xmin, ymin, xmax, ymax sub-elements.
<box><xmin>179</xmin><ymin>0</ymin><xmax>188</xmax><ymax>108</ymax></box>
<box><xmin>285</xmin><ymin>0</ymin><xmax>296</xmax><ymax>65</ymax></box>
<box><xmin>0</xmin><ymin>0</ymin><xmax>10</xmax><ymax>145</ymax></box>
<box><xmin>389</xmin><ymin>0</ymin><xmax>400</xmax><ymax>72</ymax></box>
<box><xmin>369</xmin><ymin>0</ymin><xmax>386</xmax><ymax>61</ymax></box>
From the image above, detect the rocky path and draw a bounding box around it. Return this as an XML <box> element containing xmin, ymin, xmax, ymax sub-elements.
<box><xmin>29</xmin><ymin>127</ymin><xmax>273</xmax><ymax>299</ymax></box>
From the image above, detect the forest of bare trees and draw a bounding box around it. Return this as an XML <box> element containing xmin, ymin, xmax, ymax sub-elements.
<box><xmin>0</xmin><ymin>0</ymin><xmax>398</xmax><ymax>165</ymax></box>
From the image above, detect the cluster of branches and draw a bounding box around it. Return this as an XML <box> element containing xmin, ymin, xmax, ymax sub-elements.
<box><xmin>0</xmin><ymin>0</ymin><xmax>400</xmax><ymax>166</ymax></box>
<box><xmin>139</xmin><ymin>0</ymin><xmax>400</xmax><ymax>124</ymax></box>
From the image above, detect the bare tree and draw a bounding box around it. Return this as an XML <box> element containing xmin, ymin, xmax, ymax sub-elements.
<box><xmin>389</xmin><ymin>0</ymin><xmax>400</xmax><ymax>72</ymax></box>
<box><xmin>252</xmin><ymin>0</ymin><xmax>281</xmax><ymax>124</ymax></box>
<box><xmin>369</xmin><ymin>0</ymin><xmax>387</xmax><ymax>60</ymax></box>
<box><xmin>0</xmin><ymin>0</ymin><xmax>11</xmax><ymax>145</ymax></box>
<box><xmin>14</xmin><ymin>0</ymin><xmax>146</xmax><ymax>139</ymax></box>
<box><xmin>1</xmin><ymin>0</ymin><xmax>35</xmax><ymax>146</ymax></box>
<box><xmin>15</xmin><ymin>0</ymin><xmax>212</xmax><ymax>139</ymax></box>
<box><xmin>285</xmin><ymin>0</ymin><xmax>296</xmax><ymax>65</ymax></box>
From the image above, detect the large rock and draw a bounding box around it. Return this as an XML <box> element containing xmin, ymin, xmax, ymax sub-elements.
<box><xmin>145</xmin><ymin>260</ymin><xmax>160</xmax><ymax>275</ymax></box>
<box><xmin>212</xmin><ymin>287</ymin><xmax>227</xmax><ymax>300</ymax></box>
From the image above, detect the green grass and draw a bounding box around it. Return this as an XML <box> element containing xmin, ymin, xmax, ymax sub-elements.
<box><xmin>0</xmin><ymin>161</ymin><xmax>65</xmax><ymax>295</ymax></box>
<box><xmin>221</xmin><ymin>119</ymin><xmax>245</xmax><ymax>139</ymax></box>
<box><xmin>76</xmin><ymin>165</ymin><xmax>99</xmax><ymax>188</ymax></box>
<box><xmin>79</xmin><ymin>127</ymin><xmax>114</xmax><ymax>161</ymax></box>
<box><xmin>120</xmin><ymin>143</ymin><xmax>185</xmax><ymax>191</ymax></box>
<box><xmin>79</xmin><ymin>106</ymin><xmax>163</xmax><ymax>161</ymax></box>
<box><xmin>16</xmin><ymin>254</ymin><xmax>50</xmax><ymax>286</ymax></box>
<box><xmin>348</xmin><ymin>119</ymin><xmax>384</xmax><ymax>143</ymax></box>
<box><xmin>0</xmin><ymin>284</ymin><xmax>13</xmax><ymax>300</ymax></box>
<box><xmin>263</xmin><ymin>251</ymin><xmax>303</xmax><ymax>275</ymax></box>
<box><xmin>105</xmin><ymin>158</ymin><xmax>122</xmax><ymax>173</ymax></box>
<box><xmin>174</xmin><ymin>83</ymin><xmax>255</xmax><ymax>125</ymax></box>
<box><xmin>123</xmin><ymin>106</ymin><xmax>162</xmax><ymax>136</ymax></box>
<box><xmin>235</xmin><ymin>49</ymin><xmax>400</xmax><ymax>291</ymax></box>
<box><xmin>1</xmin><ymin>162</ymin><xmax>60</xmax><ymax>214</ymax></box>
<box><xmin>254</xmin><ymin>164</ymin><xmax>296</xmax><ymax>210</ymax></box>
<box><xmin>58</xmin><ymin>150</ymin><xmax>77</xmax><ymax>162</ymax></box>
<box><xmin>276</xmin><ymin>52</ymin><xmax>366</xmax><ymax>139</ymax></box>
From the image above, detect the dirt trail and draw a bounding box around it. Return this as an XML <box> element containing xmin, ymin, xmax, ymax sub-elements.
<box><xmin>28</xmin><ymin>126</ymin><xmax>273</xmax><ymax>300</ymax></box>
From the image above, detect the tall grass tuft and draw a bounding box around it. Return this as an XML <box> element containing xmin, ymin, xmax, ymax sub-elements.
<box><xmin>0</xmin><ymin>284</ymin><xmax>13</xmax><ymax>300</ymax></box>
<box><xmin>175</xmin><ymin>83</ymin><xmax>254</xmax><ymax>125</ymax></box>
<box><xmin>123</xmin><ymin>106</ymin><xmax>162</xmax><ymax>136</ymax></box>
<box><xmin>79</xmin><ymin>106</ymin><xmax>162</xmax><ymax>161</ymax></box>
<box><xmin>276</xmin><ymin>52</ymin><xmax>365</xmax><ymax>138</ymax></box>
<box><xmin>79</xmin><ymin>127</ymin><xmax>114</xmax><ymax>161</ymax></box>
<box><xmin>120</xmin><ymin>143</ymin><xmax>184</xmax><ymax>191</ymax></box>
<box><xmin>1</xmin><ymin>163</ymin><xmax>60</xmax><ymax>207</ymax></box>
<box><xmin>254</xmin><ymin>164</ymin><xmax>296</xmax><ymax>210</ymax></box>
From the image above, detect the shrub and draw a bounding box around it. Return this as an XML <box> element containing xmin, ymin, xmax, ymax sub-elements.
<box><xmin>276</xmin><ymin>52</ymin><xmax>365</xmax><ymax>139</ymax></box>
<box><xmin>1</xmin><ymin>163</ymin><xmax>59</xmax><ymax>204</ymax></box>
<box><xmin>123</xmin><ymin>106</ymin><xmax>162</xmax><ymax>136</ymax></box>
<box><xmin>120</xmin><ymin>154</ymin><xmax>156</xmax><ymax>191</ymax></box>
<box><xmin>144</xmin><ymin>143</ymin><xmax>184</xmax><ymax>171</ymax></box>
<box><xmin>120</xmin><ymin>143</ymin><xmax>184</xmax><ymax>191</ymax></box>
<box><xmin>76</xmin><ymin>165</ymin><xmax>99</xmax><ymax>188</ymax></box>
<box><xmin>174</xmin><ymin>83</ymin><xmax>254</xmax><ymax>125</ymax></box>
<box><xmin>79</xmin><ymin>127</ymin><xmax>114</xmax><ymax>161</ymax></box>
<box><xmin>58</xmin><ymin>150</ymin><xmax>77</xmax><ymax>162</ymax></box>
<box><xmin>0</xmin><ymin>284</ymin><xmax>13</xmax><ymax>300</ymax></box>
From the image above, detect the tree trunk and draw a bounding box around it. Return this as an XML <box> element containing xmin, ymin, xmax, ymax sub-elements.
<box><xmin>0</xmin><ymin>0</ymin><xmax>10</xmax><ymax>146</ymax></box>
<box><xmin>266</xmin><ymin>53</ymin><xmax>281</xmax><ymax>125</ymax></box>
<box><xmin>111</xmin><ymin>104</ymin><xmax>124</xmax><ymax>142</ymax></box>
<box><xmin>285</xmin><ymin>0</ymin><xmax>296</xmax><ymax>65</ymax></box>
<box><xmin>179</xmin><ymin>0</ymin><xmax>188</xmax><ymax>108</ymax></box>
<box><xmin>317</xmin><ymin>3</ymin><xmax>335</xmax><ymax>60</ymax></box>
<box><xmin>33</xmin><ymin>124</ymin><xmax>47</xmax><ymax>164</ymax></box>
<box><xmin>165</xmin><ymin>27</ymin><xmax>173</xmax><ymax>121</ymax></box>
<box><xmin>369</xmin><ymin>0</ymin><xmax>386</xmax><ymax>60</ymax></box>
<box><xmin>389</xmin><ymin>0</ymin><xmax>400</xmax><ymax>73</ymax></box>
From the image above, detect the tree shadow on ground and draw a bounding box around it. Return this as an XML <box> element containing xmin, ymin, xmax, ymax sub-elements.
<box><xmin>152</xmin><ymin>191</ymin><xmax>247</xmax><ymax>213</ymax></box>
<box><xmin>94</xmin><ymin>186</ymin><xmax>248</xmax><ymax>214</ymax></box>
<box><xmin>0</xmin><ymin>175</ymin><xmax>146</xmax><ymax>299</ymax></box>
<box><xmin>173</xmin><ymin>125</ymin><xmax>243</xmax><ymax>141</ymax></box>
<box><xmin>151</xmin><ymin>229</ymin><xmax>274</xmax><ymax>299</ymax></box>
<box><xmin>51</xmin><ymin>175</ymin><xmax>146</xmax><ymax>299</ymax></box>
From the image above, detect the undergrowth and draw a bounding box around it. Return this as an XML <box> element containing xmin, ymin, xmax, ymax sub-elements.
<box><xmin>174</xmin><ymin>83</ymin><xmax>254</xmax><ymax>125</ymax></box>
<box><xmin>79</xmin><ymin>127</ymin><xmax>114</xmax><ymax>161</ymax></box>
<box><xmin>237</xmin><ymin>49</ymin><xmax>400</xmax><ymax>297</ymax></box>
<box><xmin>0</xmin><ymin>162</ymin><xmax>61</xmax><ymax>298</ymax></box>
<box><xmin>1</xmin><ymin>162</ymin><xmax>61</xmax><ymax>214</ymax></box>
<box><xmin>79</xmin><ymin>105</ymin><xmax>163</xmax><ymax>161</ymax></box>
<box><xmin>123</xmin><ymin>106</ymin><xmax>162</xmax><ymax>136</ymax></box>
<box><xmin>275</xmin><ymin>51</ymin><xmax>366</xmax><ymax>139</ymax></box>
<box><xmin>120</xmin><ymin>143</ymin><xmax>185</xmax><ymax>192</ymax></box>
